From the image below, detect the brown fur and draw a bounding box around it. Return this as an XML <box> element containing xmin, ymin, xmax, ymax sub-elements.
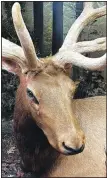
<box><xmin>14</xmin><ymin>76</ymin><xmax>60</xmax><ymax>176</ymax></box>
<box><xmin>12</xmin><ymin>63</ymin><xmax>106</xmax><ymax>177</ymax></box>
<box><xmin>13</xmin><ymin>63</ymin><xmax>84</xmax><ymax>176</ymax></box>
<box><xmin>2</xmin><ymin>55</ymin><xmax>106</xmax><ymax>177</ymax></box>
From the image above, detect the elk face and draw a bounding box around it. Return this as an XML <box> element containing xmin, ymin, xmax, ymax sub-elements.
<box><xmin>25</xmin><ymin>61</ymin><xmax>85</xmax><ymax>155</ymax></box>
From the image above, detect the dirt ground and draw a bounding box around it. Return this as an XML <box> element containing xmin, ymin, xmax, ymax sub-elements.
<box><xmin>2</xmin><ymin>119</ymin><xmax>36</xmax><ymax>178</ymax></box>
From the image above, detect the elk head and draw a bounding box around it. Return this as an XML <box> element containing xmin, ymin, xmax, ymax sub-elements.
<box><xmin>2</xmin><ymin>2</ymin><xmax>106</xmax><ymax>155</ymax></box>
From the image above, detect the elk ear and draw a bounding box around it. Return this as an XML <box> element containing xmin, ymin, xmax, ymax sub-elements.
<box><xmin>2</xmin><ymin>38</ymin><xmax>28</xmax><ymax>75</ymax></box>
<box><xmin>64</xmin><ymin>63</ymin><xmax>72</xmax><ymax>75</ymax></box>
<box><xmin>2</xmin><ymin>57</ymin><xmax>21</xmax><ymax>75</ymax></box>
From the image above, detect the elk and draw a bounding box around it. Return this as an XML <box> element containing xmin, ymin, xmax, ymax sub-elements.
<box><xmin>2</xmin><ymin>2</ymin><xmax>106</xmax><ymax>177</ymax></box>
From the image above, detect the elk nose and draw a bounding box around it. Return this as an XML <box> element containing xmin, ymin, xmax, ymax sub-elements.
<box><xmin>62</xmin><ymin>142</ymin><xmax>85</xmax><ymax>155</ymax></box>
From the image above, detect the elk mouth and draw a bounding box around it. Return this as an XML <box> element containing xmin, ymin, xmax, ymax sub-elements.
<box><xmin>62</xmin><ymin>142</ymin><xmax>85</xmax><ymax>155</ymax></box>
<box><xmin>41</xmin><ymin>125</ymin><xmax>85</xmax><ymax>156</ymax></box>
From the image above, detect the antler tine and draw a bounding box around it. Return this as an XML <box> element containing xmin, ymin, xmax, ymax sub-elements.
<box><xmin>12</xmin><ymin>2</ymin><xmax>40</xmax><ymax>68</ymax></box>
<box><xmin>53</xmin><ymin>2</ymin><xmax>106</xmax><ymax>71</ymax></box>
<box><xmin>72</xmin><ymin>37</ymin><xmax>106</xmax><ymax>53</ymax></box>
<box><xmin>2</xmin><ymin>38</ymin><xmax>28</xmax><ymax>72</ymax></box>
<box><xmin>54</xmin><ymin>51</ymin><xmax>106</xmax><ymax>71</ymax></box>
<box><xmin>59</xmin><ymin>2</ymin><xmax>106</xmax><ymax>51</ymax></box>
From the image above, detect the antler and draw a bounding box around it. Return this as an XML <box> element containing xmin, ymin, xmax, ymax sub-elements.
<box><xmin>72</xmin><ymin>37</ymin><xmax>106</xmax><ymax>53</ymax></box>
<box><xmin>2</xmin><ymin>38</ymin><xmax>28</xmax><ymax>72</ymax></box>
<box><xmin>53</xmin><ymin>2</ymin><xmax>106</xmax><ymax>71</ymax></box>
<box><xmin>12</xmin><ymin>2</ymin><xmax>40</xmax><ymax>68</ymax></box>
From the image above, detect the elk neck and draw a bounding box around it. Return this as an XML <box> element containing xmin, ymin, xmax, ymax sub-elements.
<box><xmin>13</xmin><ymin>75</ymin><xmax>61</xmax><ymax>176</ymax></box>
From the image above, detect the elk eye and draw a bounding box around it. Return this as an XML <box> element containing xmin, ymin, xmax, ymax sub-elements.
<box><xmin>26</xmin><ymin>89</ymin><xmax>39</xmax><ymax>104</ymax></box>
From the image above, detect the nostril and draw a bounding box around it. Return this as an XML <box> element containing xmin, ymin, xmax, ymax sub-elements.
<box><xmin>62</xmin><ymin>142</ymin><xmax>85</xmax><ymax>155</ymax></box>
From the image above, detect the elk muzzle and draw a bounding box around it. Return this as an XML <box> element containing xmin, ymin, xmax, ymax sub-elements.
<box><xmin>39</xmin><ymin>114</ymin><xmax>86</xmax><ymax>156</ymax></box>
<box><xmin>56</xmin><ymin>127</ymin><xmax>85</xmax><ymax>155</ymax></box>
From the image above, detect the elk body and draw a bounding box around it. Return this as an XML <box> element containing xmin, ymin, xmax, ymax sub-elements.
<box><xmin>2</xmin><ymin>2</ymin><xmax>106</xmax><ymax>177</ymax></box>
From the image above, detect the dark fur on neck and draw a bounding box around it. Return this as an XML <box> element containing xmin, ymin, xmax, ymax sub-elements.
<box><xmin>13</xmin><ymin>86</ymin><xmax>60</xmax><ymax>177</ymax></box>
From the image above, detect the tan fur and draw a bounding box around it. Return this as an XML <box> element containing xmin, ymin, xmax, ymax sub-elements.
<box><xmin>47</xmin><ymin>96</ymin><xmax>106</xmax><ymax>177</ymax></box>
<box><xmin>17</xmin><ymin>65</ymin><xmax>106</xmax><ymax>177</ymax></box>
<box><xmin>2</xmin><ymin>57</ymin><xmax>106</xmax><ymax>177</ymax></box>
<box><xmin>24</xmin><ymin>64</ymin><xmax>85</xmax><ymax>152</ymax></box>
